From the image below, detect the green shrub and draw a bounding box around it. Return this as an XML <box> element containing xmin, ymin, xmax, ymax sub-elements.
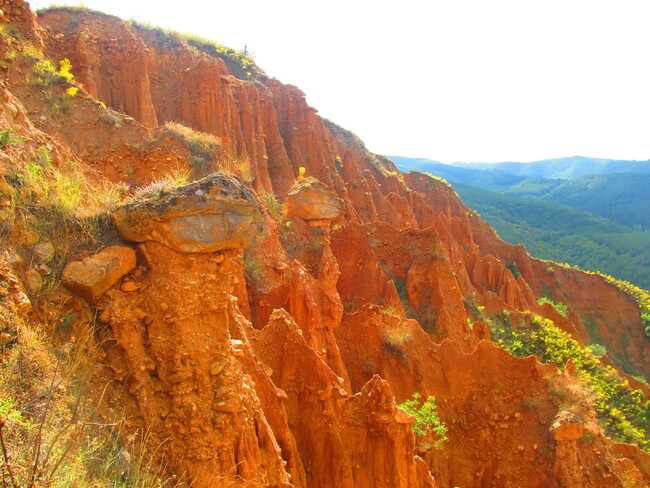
<box><xmin>586</xmin><ymin>344</ymin><xmax>607</xmax><ymax>358</ymax></box>
<box><xmin>243</xmin><ymin>249</ymin><xmax>262</xmax><ymax>281</ymax></box>
<box><xmin>537</xmin><ymin>296</ymin><xmax>568</xmax><ymax>317</ymax></box>
<box><xmin>488</xmin><ymin>313</ymin><xmax>648</xmax><ymax>448</ymax></box>
<box><xmin>598</xmin><ymin>274</ymin><xmax>650</xmax><ymax>336</ymax></box>
<box><xmin>506</xmin><ymin>261</ymin><xmax>521</xmax><ymax>279</ymax></box>
<box><xmin>129</xmin><ymin>21</ymin><xmax>263</xmax><ymax>80</ymax></box>
<box><xmin>398</xmin><ymin>393</ymin><xmax>448</xmax><ymax>449</ymax></box>
<box><xmin>164</xmin><ymin>122</ymin><xmax>221</xmax><ymax>176</ymax></box>
<box><xmin>32</xmin><ymin>58</ymin><xmax>75</xmax><ymax>87</ymax></box>
<box><xmin>0</xmin><ymin>129</ymin><xmax>24</xmax><ymax>150</ymax></box>
<box><xmin>260</xmin><ymin>191</ymin><xmax>282</xmax><ymax>221</ymax></box>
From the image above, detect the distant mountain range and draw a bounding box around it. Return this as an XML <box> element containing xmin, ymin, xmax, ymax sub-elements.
<box><xmin>391</xmin><ymin>155</ymin><xmax>650</xmax><ymax>288</ymax></box>
<box><xmin>392</xmin><ymin>155</ymin><xmax>650</xmax><ymax>180</ymax></box>
<box><xmin>391</xmin><ymin>156</ymin><xmax>650</xmax><ymax>231</ymax></box>
<box><xmin>453</xmin><ymin>155</ymin><xmax>650</xmax><ymax>179</ymax></box>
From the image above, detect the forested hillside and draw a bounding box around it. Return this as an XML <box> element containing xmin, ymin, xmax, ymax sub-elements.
<box><xmin>392</xmin><ymin>156</ymin><xmax>650</xmax><ymax>288</ymax></box>
<box><xmin>454</xmin><ymin>183</ymin><xmax>650</xmax><ymax>289</ymax></box>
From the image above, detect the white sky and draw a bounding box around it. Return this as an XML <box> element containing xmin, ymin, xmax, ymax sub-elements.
<box><xmin>29</xmin><ymin>0</ymin><xmax>650</xmax><ymax>163</ymax></box>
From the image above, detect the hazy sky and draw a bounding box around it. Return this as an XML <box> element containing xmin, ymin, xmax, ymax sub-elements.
<box><xmin>29</xmin><ymin>0</ymin><xmax>650</xmax><ymax>163</ymax></box>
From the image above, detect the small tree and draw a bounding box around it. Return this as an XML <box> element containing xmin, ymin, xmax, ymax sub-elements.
<box><xmin>398</xmin><ymin>393</ymin><xmax>448</xmax><ymax>449</ymax></box>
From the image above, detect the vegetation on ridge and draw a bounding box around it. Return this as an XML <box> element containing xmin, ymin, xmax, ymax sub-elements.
<box><xmin>129</xmin><ymin>20</ymin><xmax>263</xmax><ymax>81</ymax></box>
<box><xmin>489</xmin><ymin>312</ymin><xmax>650</xmax><ymax>448</ymax></box>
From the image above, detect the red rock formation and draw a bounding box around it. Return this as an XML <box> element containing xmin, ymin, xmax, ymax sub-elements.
<box><xmin>39</xmin><ymin>9</ymin><xmax>158</xmax><ymax>128</ymax></box>
<box><xmin>250</xmin><ymin>309</ymin><xmax>434</xmax><ymax>488</ymax></box>
<box><xmin>0</xmin><ymin>0</ymin><xmax>43</xmax><ymax>48</ymax></box>
<box><xmin>1</xmin><ymin>5</ymin><xmax>648</xmax><ymax>487</ymax></box>
<box><xmin>98</xmin><ymin>241</ymin><xmax>294</xmax><ymax>487</ymax></box>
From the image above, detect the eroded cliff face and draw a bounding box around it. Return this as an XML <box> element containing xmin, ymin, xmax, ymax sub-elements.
<box><xmin>2</xmin><ymin>3</ymin><xmax>650</xmax><ymax>487</ymax></box>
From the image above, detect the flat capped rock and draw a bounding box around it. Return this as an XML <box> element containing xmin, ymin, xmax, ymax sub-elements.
<box><xmin>284</xmin><ymin>177</ymin><xmax>345</xmax><ymax>221</ymax></box>
<box><xmin>112</xmin><ymin>174</ymin><xmax>269</xmax><ymax>253</ymax></box>
<box><xmin>62</xmin><ymin>245</ymin><xmax>136</xmax><ymax>303</ymax></box>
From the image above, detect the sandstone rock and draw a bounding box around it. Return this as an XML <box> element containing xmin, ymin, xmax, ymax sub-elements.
<box><xmin>25</xmin><ymin>268</ymin><xmax>42</xmax><ymax>293</ymax></box>
<box><xmin>214</xmin><ymin>398</ymin><xmax>241</xmax><ymax>413</ymax></box>
<box><xmin>62</xmin><ymin>245</ymin><xmax>136</xmax><ymax>303</ymax></box>
<box><xmin>120</xmin><ymin>281</ymin><xmax>140</xmax><ymax>292</ymax></box>
<box><xmin>4</xmin><ymin>250</ymin><xmax>24</xmax><ymax>267</ymax></box>
<box><xmin>112</xmin><ymin>174</ymin><xmax>269</xmax><ymax>253</ymax></box>
<box><xmin>32</xmin><ymin>241</ymin><xmax>55</xmax><ymax>264</ymax></box>
<box><xmin>284</xmin><ymin>177</ymin><xmax>345</xmax><ymax>220</ymax></box>
<box><xmin>20</xmin><ymin>228</ymin><xmax>40</xmax><ymax>246</ymax></box>
<box><xmin>552</xmin><ymin>411</ymin><xmax>585</xmax><ymax>441</ymax></box>
<box><xmin>29</xmin><ymin>7</ymin><xmax>650</xmax><ymax>487</ymax></box>
<box><xmin>34</xmin><ymin>263</ymin><xmax>50</xmax><ymax>276</ymax></box>
<box><xmin>394</xmin><ymin>407</ymin><xmax>416</xmax><ymax>424</ymax></box>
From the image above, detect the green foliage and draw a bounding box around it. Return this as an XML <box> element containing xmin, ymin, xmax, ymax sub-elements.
<box><xmin>382</xmin><ymin>324</ymin><xmax>412</xmax><ymax>349</ymax></box>
<box><xmin>542</xmin><ymin>173</ymin><xmax>650</xmax><ymax>231</ymax></box>
<box><xmin>381</xmin><ymin>305</ymin><xmax>402</xmax><ymax>317</ymax></box>
<box><xmin>0</xmin><ymin>319</ymin><xmax>178</xmax><ymax>487</ymax></box>
<box><xmin>537</xmin><ymin>296</ymin><xmax>568</xmax><ymax>317</ymax></box>
<box><xmin>505</xmin><ymin>261</ymin><xmax>520</xmax><ymax>279</ymax></box>
<box><xmin>450</xmin><ymin>182</ymin><xmax>650</xmax><ymax>290</ymax></box>
<box><xmin>32</xmin><ymin>58</ymin><xmax>75</xmax><ymax>87</ymax></box>
<box><xmin>398</xmin><ymin>393</ymin><xmax>448</xmax><ymax>449</ymax></box>
<box><xmin>423</xmin><ymin>172</ymin><xmax>452</xmax><ymax>188</ymax></box>
<box><xmin>243</xmin><ymin>249</ymin><xmax>262</xmax><ymax>282</ymax></box>
<box><xmin>129</xmin><ymin>21</ymin><xmax>263</xmax><ymax>80</ymax></box>
<box><xmin>30</xmin><ymin>58</ymin><xmax>80</xmax><ymax>117</ymax></box>
<box><xmin>390</xmin><ymin>157</ymin><xmax>650</xmax><ymax>231</ymax></box>
<box><xmin>323</xmin><ymin>119</ymin><xmax>367</xmax><ymax>152</ymax></box>
<box><xmin>185</xmin><ymin>35</ymin><xmax>257</xmax><ymax>78</ymax></box>
<box><xmin>2</xmin><ymin>147</ymin><xmax>123</xmax><ymax>292</ymax></box>
<box><xmin>586</xmin><ymin>344</ymin><xmax>607</xmax><ymax>358</ymax></box>
<box><xmin>595</xmin><ymin>273</ymin><xmax>650</xmax><ymax>336</ymax></box>
<box><xmin>14</xmin><ymin>147</ymin><xmax>82</xmax><ymax>218</ymax></box>
<box><xmin>488</xmin><ymin>314</ymin><xmax>649</xmax><ymax>448</ymax></box>
<box><xmin>0</xmin><ymin>129</ymin><xmax>24</xmax><ymax>150</ymax></box>
<box><xmin>260</xmin><ymin>191</ymin><xmax>282</xmax><ymax>221</ymax></box>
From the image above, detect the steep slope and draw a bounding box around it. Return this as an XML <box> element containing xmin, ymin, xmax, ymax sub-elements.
<box><xmin>392</xmin><ymin>156</ymin><xmax>650</xmax><ymax>288</ymax></box>
<box><xmin>393</xmin><ymin>155</ymin><xmax>650</xmax><ymax>230</ymax></box>
<box><xmin>453</xmin><ymin>183</ymin><xmax>650</xmax><ymax>289</ymax></box>
<box><xmin>1</xmin><ymin>2</ymin><xmax>650</xmax><ymax>487</ymax></box>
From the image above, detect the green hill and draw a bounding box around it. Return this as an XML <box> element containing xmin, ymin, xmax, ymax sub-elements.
<box><xmin>453</xmin><ymin>155</ymin><xmax>650</xmax><ymax>179</ymax></box>
<box><xmin>538</xmin><ymin>173</ymin><xmax>650</xmax><ymax>230</ymax></box>
<box><xmin>391</xmin><ymin>156</ymin><xmax>650</xmax><ymax>231</ymax></box>
<box><xmin>452</xmin><ymin>182</ymin><xmax>650</xmax><ymax>289</ymax></box>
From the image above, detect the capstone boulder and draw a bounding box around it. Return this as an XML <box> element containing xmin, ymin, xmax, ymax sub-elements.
<box><xmin>112</xmin><ymin>174</ymin><xmax>269</xmax><ymax>253</ymax></box>
<box><xmin>284</xmin><ymin>177</ymin><xmax>345</xmax><ymax>221</ymax></box>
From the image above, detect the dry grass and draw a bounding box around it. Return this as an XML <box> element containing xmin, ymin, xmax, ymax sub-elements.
<box><xmin>164</xmin><ymin>122</ymin><xmax>222</xmax><ymax>177</ymax></box>
<box><xmin>0</xmin><ymin>303</ymin><xmax>186</xmax><ymax>487</ymax></box>
<box><xmin>382</xmin><ymin>324</ymin><xmax>413</xmax><ymax>348</ymax></box>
